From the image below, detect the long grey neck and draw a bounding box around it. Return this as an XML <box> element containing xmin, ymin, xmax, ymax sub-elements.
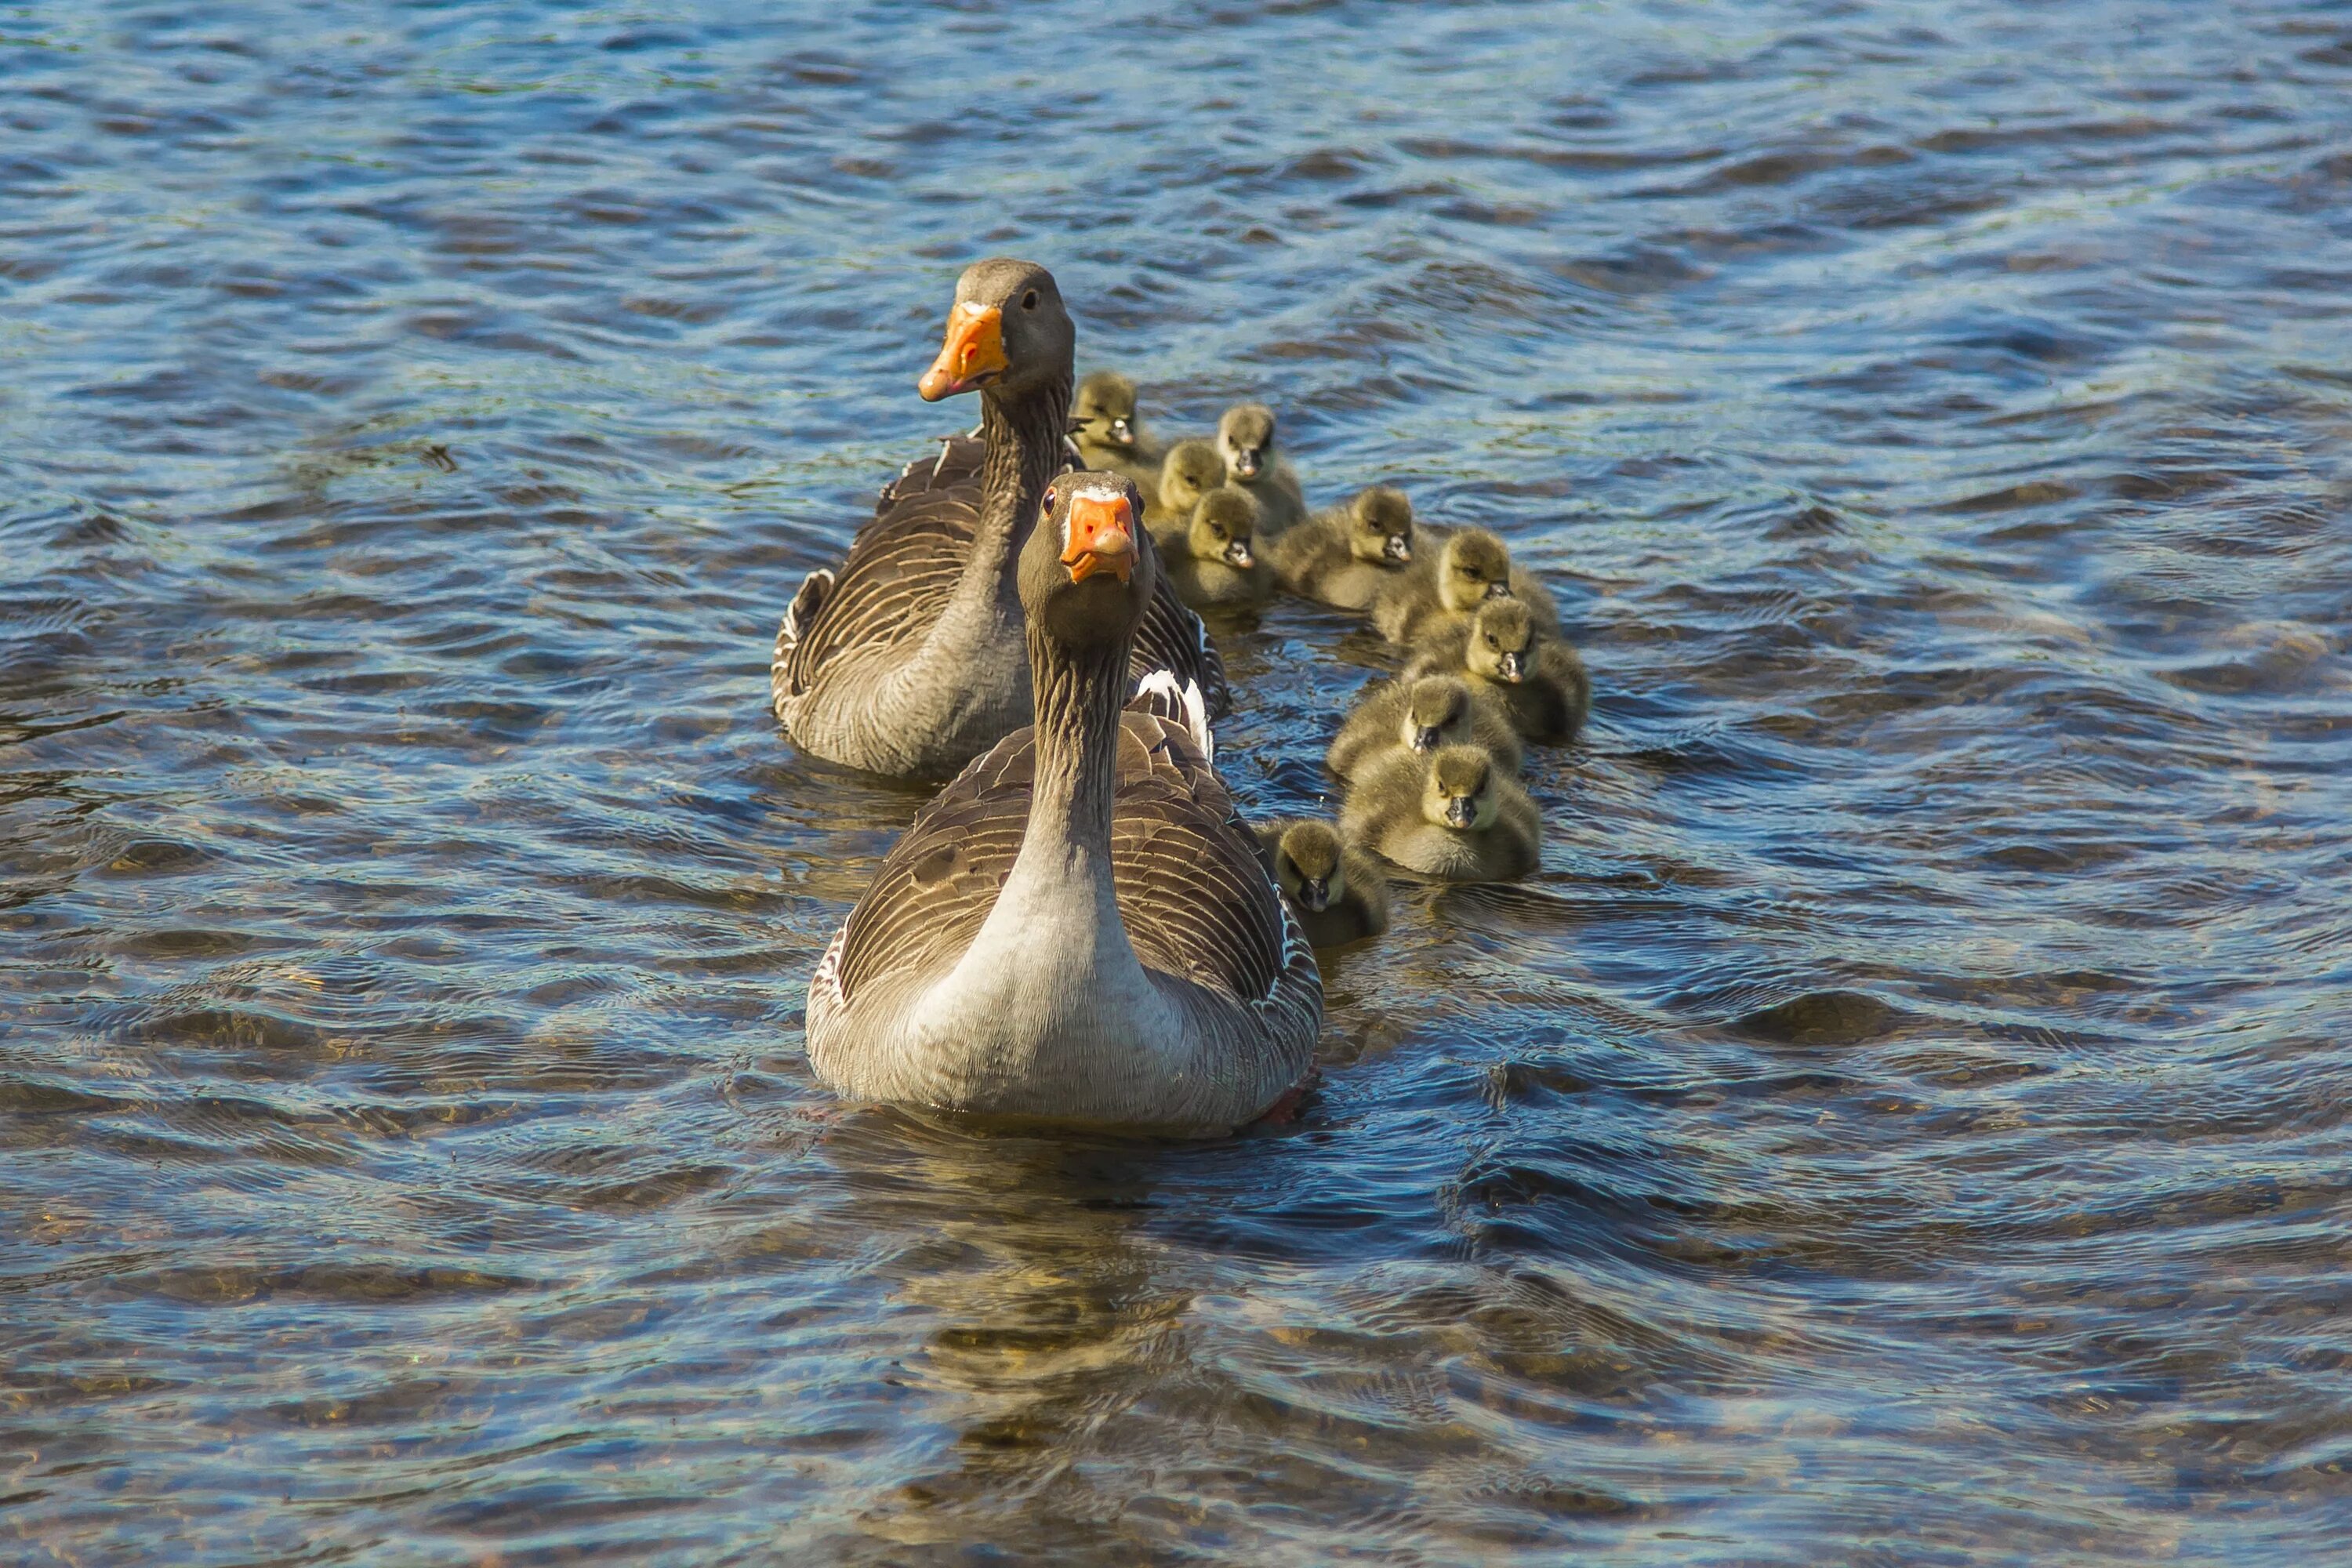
<box><xmin>1022</xmin><ymin>626</ymin><xmax>1131</xmax><ymax>858</ymax></box>
<box><xmin>942</xmin><ymin>379</ymin><xmax>1072</xmax><ymax>636</ymax></box>
<box><xmin>920</xmin><ymin>613</ymin><xmax>1179</xmax><ymax>1077</ymax></box>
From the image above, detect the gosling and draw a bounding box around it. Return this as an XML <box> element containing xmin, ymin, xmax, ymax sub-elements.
<box><xmin>1326</xmin><ymin>673</ymin><xmax>1523</xmax><ymax>783</ymax></box>
<box><xmin>1257</xmin><ymin>818</ymin><xmax>1391</xmax><ymax>947</ymax></box>
<box><xmin>1269</xmin><ymin>485</ymin><xmax>1419</xmax><ymax>611</ymax></box>
<box><xmin>1072</xmin><ymin>371</ymin><xmax>1165</xmax><ymax>501</ymax></box>
<box><xmin>1164</xmin><ymin>486</ymin><xmax>1274</xmax><ymax>611</ymax></box>
<box><xmin>1408</xmin><ymin>596</ymin><xmax>1591</xmax><ymax>744</ymax></box>
<box><xmin>1145</xmin><ymin>437</ymin><xmax>1227</xmax><ymax>537</ymax></box>
<box><xmin>1216</xmin><ymin>403</ymin><xmax>1307</xmax><ymax>536</ymax></box>
<box><xmin>1371</xmin><ymin>527</ymin><xmax>1560</xmax><ymax>644</ymax></box>
<box><xmin>1341</xmin><ymin>743</ymin><xmax>1541</xmax><ymax>883</ymax></box>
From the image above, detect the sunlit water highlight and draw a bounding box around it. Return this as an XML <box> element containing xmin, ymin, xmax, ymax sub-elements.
<box><xmin>5</xmin><ymin>2</ymin><xmax>2352</xmax><ymax>1562</ymax></box>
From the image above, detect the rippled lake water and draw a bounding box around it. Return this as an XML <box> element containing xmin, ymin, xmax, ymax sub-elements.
<box><xmin>5</xmin><ymin>1</ymin><xmax>2352</xmax><ymax>1561</ymax></box>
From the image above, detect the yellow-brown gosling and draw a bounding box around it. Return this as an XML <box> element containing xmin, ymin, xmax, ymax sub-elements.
<box><xmin>1216</xmin><ymin>402</ymin><xmax>1308</xmax><ymax>536</ymax></box>
<box><xmin>1326</xmin><ymin>671</ymin><xmax>1523</xmax><ymax>782</ymax></box>
<box><xmin>1407</xmin><ymin>595</ymin><xmax>1590</xmax><ymax>744</ymax></box>
<box><xmin>1164</xmin><ymin>485</ymin><xmax>1274</xmax><ymax>611</ymax></box>
<box><xmin>1371</xmin><ymin>527</ymin><xmax>1559</xmax><ymax>644</ymax></box>
<box><xmin>1257</xmin><ymin>817</ymin><xmax>1392</xmax><ymax>946</ymax></box>
<box><xmin>1145</xmin><ymin>437</ymin><xmax>1227</xmax><ymax>538</ymax></box>
<box><xmin>1268</xmin><ymin>485</ymin><xmax>1417</xmax><ymax>611</ymax></box>
<box><xmin>1073</xmin><ymin>370</ymin><xmax>1164</xmax><ymax>500</ymax></box>
<box><xmin>1340</xmin><ymin>742</ymin><xmax>1541</xmax><ymax>882</ymax></box>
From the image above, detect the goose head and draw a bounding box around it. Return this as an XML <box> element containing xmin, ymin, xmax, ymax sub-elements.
<box><xmin>1402</xmin><ymin>675</ymin><xmax>1474</xmax><ymax>753</ymax></box>
<box><xmin>1465</xmin><ymin>597</ymin><xmax>1538</xmax><ymax>684</ymax></box>
<box><xmin>1074</xmin><ymin>371</ymin><xmax>1141</xmax><ymax>450</ymax></box>
<box><xmin>1021</xmin><ymin>471</ymin><xmax>1155</xmax><ymax>648</ymax></box>
<box><xmin>1350</xmin><ymin>485</ymin><xmax>1414</xmax><ymax>566</ymax></box>
<box><xmin>1424</xmin><ymin>745</ymin><xmax>1501</xmax><ymax>833</ymax></box>
<box><xmin>1275</xmin><ymin>821</ymin><xmax>1347</xmax><ymax>913</ymax></box>
<box><xmin>919</xmin><ymin>258</ymin><xmax>1075</xmax><ymax>404</ymax></box>
<box><xmin>1216</xmin><ymin>402</ymin><xmax>1279</xmax><ymax>480</ymax></box>
<box><xmin>1439</xmin><ymin>528</ymin><xmax>1516</xmax><ymax>614</ymax></box>
<box><xmin>1189</xmin><ymin>485</ymin><xmax>1261</xmax><ymax>570</ymax></box>
<box><xmin>1157</xmin><ymin>438</ymin><xmax>1225</xmax><ymax>519</ymax></box>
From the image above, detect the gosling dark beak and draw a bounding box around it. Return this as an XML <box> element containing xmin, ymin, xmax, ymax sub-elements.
<box><xmin>1384</xmin><ymin>535</ymin><xmax>1411</xmax><ymax>564</ymax></box>
<box><xmin>1444</xmin><ymin>797</ymin><xmax>1477</xmax><ymax>829</ymax></box>
<box><xmin>1232</xmin><ymin>449</ymin><xmax>1261</xmax><ymax>479</ymax></box>
<box><xmin>1224</xmin><ymin>539</ymin><xmax>1254</xmax><ymax>569</ymax></box>
<box><xmin>1299</xmin><ymin>877</ymin><xmax>1330</xmax><ymax>913</ymax></box>
<box><xmin>1485</xmin><ymin>580</ymin><xmax>1512</xmax><ymax>600</ymax></box>
<box><xmin>1496</xmin><ymin>651</ymin><xmax>1526</xmax><ymax>682</ymax></box>
<box><xmin>1411</xmin><ymin>725</ymin><xmax>1443</xmax><ymax>751</ymax></box>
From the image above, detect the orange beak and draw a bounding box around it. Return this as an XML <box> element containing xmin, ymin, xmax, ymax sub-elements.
<box><xmin>1060</xmin><ymin>492</ymin><xmax>1136</xmax><ymax>584</ymax></box>
<box><xmin>918</xmin><ymin>302</ymin><xmax>1007</xmax><ymax>401</ymax></box>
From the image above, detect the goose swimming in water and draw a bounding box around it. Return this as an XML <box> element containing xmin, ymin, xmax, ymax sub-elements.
<box><xmin>1268</xmin><ymin>485</ymin><xmax>1419</xmax><ymax>612</ymax></box>
<box><xmin>1407</xmin><ymin>596</ymin><xmax>1591</xmax><ymax>745</ymax></box>
<box><xmin>1215</xmin><ymin>401</ymin><xmax>1308</xmax><ymax>536</ymax></box>
<box><xmin>1072</xmin><ymin>370</ymin><xmax>1165</xmax><ymax>502</ymax></box>
<box><xmin>805</xmin><ymin>472</ymin><xmax>1322</xmax><ymax>1133</ymax></box>
<box><xmin>1340</xmin><ymin>742</ymin><xmax>1541</xmax><ymax>883</ymax></box>
<box><xmin>768</xmin><ymin>260</ymin><xmax>1226</xmax><ymax>780</ymax></box>
<box><xmin>1371</xmin><ymin>527</ymin><xmax>1559</xmax><ymax>645</ymax></box>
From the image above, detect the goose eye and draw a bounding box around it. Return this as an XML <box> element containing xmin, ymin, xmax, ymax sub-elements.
<box><xmin>1042</xmin><ymin>487</ymin><xmax>1058</xmax><ymax>510</ymax></box>
<box><xmin>1022</xmin><ymin>289</ymin><xmax>1039</xmax><ymax>310</ymax></box>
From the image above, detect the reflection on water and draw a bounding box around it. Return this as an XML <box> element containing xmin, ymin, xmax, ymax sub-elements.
<box><xmin>5</xmin><ymin>0</ymin><xmax>2352</xmax><ymax>1561</ymax></box>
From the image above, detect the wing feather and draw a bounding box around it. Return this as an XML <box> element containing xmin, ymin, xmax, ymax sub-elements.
<box><xmin>831</xmin><ymin>702</ymin><xmax>1288</xmax><ymax>1011</ymax></box>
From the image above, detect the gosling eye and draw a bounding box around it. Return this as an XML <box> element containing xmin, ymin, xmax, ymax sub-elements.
<box><xmin>1022</xmin><ymin>289</ymin><xmax>1039</xmax><ymax>310</ymax></box>
<box><xmin>1485</xmin><ymin>633</ymin><xmax>1499</xmax><ymax>648</ymax></box>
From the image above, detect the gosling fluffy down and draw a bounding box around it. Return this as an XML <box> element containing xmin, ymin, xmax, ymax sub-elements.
<box><xmin>1254</xmin><ymin>817</ymin><xmax>1391</xmax><ymax>947</ymax></box>
<box><xmin>1072</xmin><ymin>370</ymin><xmax>1166</xmax><ymax>502</ymax></box>
<box><xmin>1341</xmin><ymin>743</ymin><xmax>1541</xmax><ymax>882</ymax></box>
<box><xmin>1165</xmin><ymin>486</ymin><xmax>1274</xmax><ymax>611</ymax></box>
<box><xmin>1372</xmin><ymin>527</ymin><xmax>1559</xmax><ymax>644</ymax></box>
<box><xmin>1407</xmin><ymin>596</ymin><xmax>1591</xmax><ymax>745</ymax></box>
<box><xmin>1326</xmin><ymin>672</ymin><xmax>1523</xmax><ymax>782</ymax></box>
<box><xmin>1145</xmin><ymin>437</ymin><xmax>1227</xmax><ymax>538</ymax></box>
<box><xmin>1215</xmin><ymin>402</ymin><xmax>1308</xmax><ymax>536</ymax></box>
<box><xmin>1269</xmin><ymin>485</ymin><xmax>1417</xmax><ymax>612</ymax></box>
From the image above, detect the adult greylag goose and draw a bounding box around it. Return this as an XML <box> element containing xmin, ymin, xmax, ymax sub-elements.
<box><xmin>1407</xmin><ymin>597</ymin><xmax>1591</xmax><ymax>744</ymax></box>
<box><xmin>1216</xmin><ymin>403</ymin><xmax>1308</xmax><ymax>536</ymax></box>
<box><xmin>1269</xmin><ymin>485</ymin><xmax>1418</xmax><ymax>611</ymax></box>
<box><xmin>1326</xmin><ymin>671</ymin><xmax>1523</xmax><ymax>783</ymax></box>
<box><xmin>1072</xmin><ymin>371</ymin><xmax>1165</xmax><ymax>501</ymax></box>
<box><xmin>805</xmin><ymin>472</ymin><xmax>1323</xmax><ymax>1133</ymax></box>
<box><xmin>1340</xmin><ymin>742</ymin><xmax>1541</xmax><ymax>882</ymax></box>
<box><xmin>1371</xmin><ymin>527</ymin><xmax>1559</xmax><ymax>644</ymax></box>
<box><xmin>769</xmin><ymin>260</ymin><xmax>1225</xmax><ymax>780</ymax></box>
<box><xmin>1255</xmin><ymin>818</ymin><xmax>1391</xmax><ymax>947</ymax></box>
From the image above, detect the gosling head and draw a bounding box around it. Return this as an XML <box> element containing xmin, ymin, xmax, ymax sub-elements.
<box><xmin>918</xmin><ymin>259</ymin><xmax>1075</xmax><ymax>404</ymax></box>
<box><xmin>1074</xmin><ymin>371</ymin><xmax>1140</xmax><ymax>451</ymax></box>
<box><xmin>1349</xmin><ymin>486</ymin><xmax>1414</xmax><ymax>566</ymax></box>
<box><xmin>1021</xmin><ymin>470</ymin><xmax>1152</xmax><ymax>648</ymax></box>
<box><xmin>1275</xmin><ymin>821</ymin><xmax>1347</xmax><ymax>913</ymax></box>
<box><xmin>1401</xmin><ymin>675</ymin><xmax>1474</xmax><ymax>753</ymax></box>
<box><xmin>1423</xmin><ymin>745</ymin><xmax>1501</xmax><ymax>833</ymax></box>
<box><xmin>1439</xmin><ymin>528</ymin><xmax>1517</xmax><ymax>614</ymax></box>
<box><xmin>1189</xmin><ymin>485</ymin><xmax>1261</xmax><ymax>569</ymax></box>
<box><xmin>1158</xmin><ymin>438</ymin><xmax>1225</xmax><ymax>518</ymax></box>
<box><xmin>1465</xmin><ymin>597</ymin><xmax>1539</xmax><ymax>684</ymax></box>
<box><xmin>1216</xmin><ymin>402</ymin><xmax>1278</xmax><ymax>481</ymax></box>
